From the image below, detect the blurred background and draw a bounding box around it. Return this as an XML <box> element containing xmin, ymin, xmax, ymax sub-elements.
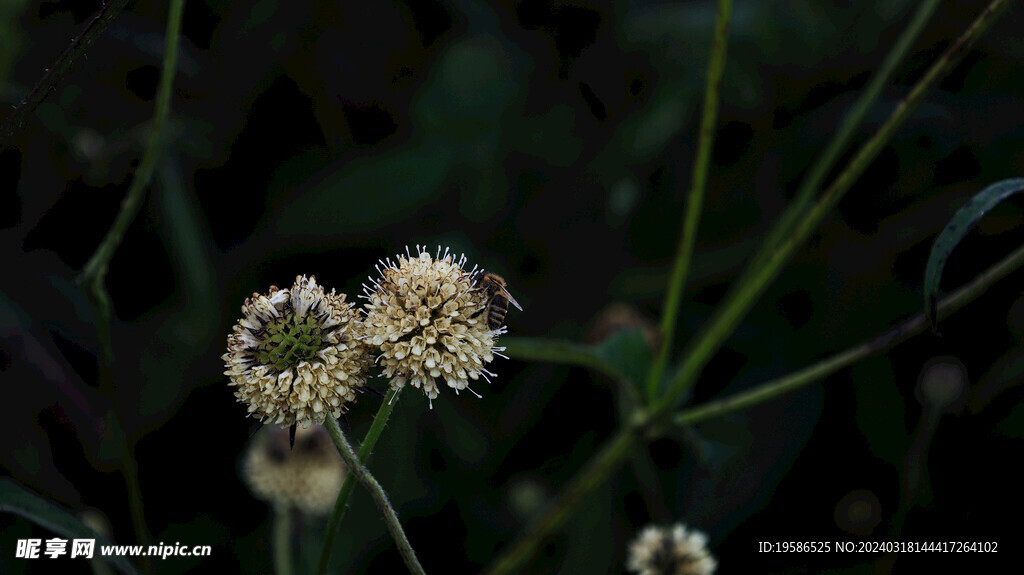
<box><xmin>2</xmin><ymin>0</ymin><xmax>1024</xmax><ymax>573</ymax></box>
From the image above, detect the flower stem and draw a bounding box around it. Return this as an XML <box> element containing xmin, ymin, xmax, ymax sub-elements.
<box><xmin>78</xmin><ymin>0</ymin><xmax>184</xmax><ymax>292</ymax></box>
<box><xmin>317</xmin><ymin>387</ymin><xmax>402</xmax><ymax>575</ymax></box>
<box><xmin>73</xmin><ymin>1</ymin><xmax>186</xmax><ymax>572</ymax></box>
<box><xmin>323</xmin><ymin>414</ymin><xmax>425</xmax><ymax>575</ymax></box>
<box><xmin>483</xmin><ymin>428</ymin><xmax>635</xmax><ymax>575</ymax></box>
<box><xmin>647</xmin><ymin>0</ymin><xmax>734</xmax><ymax>404</ymax></box>
<box><xmin>654</xmin><ymin>0</ymin><xmax>1015</xmax><ymax>416</ymax></box>
<box><xmin>272</xmin><ymin>504</ymin><xmax>293</xmax><ymax>575</ymax></box>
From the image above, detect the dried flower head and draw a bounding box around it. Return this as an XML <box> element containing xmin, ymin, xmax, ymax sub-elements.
<box><xmin>362</xmin><ymin>246</ymin><xmax>508</xmax><ymax>406</ymax></box>
<box><xmin>223</xmin><ymin>275</ymin><xmax>371</xmax><ymax>427</ymax></box>
<box><xmin>243</xmin><ymin>424</ymin><xmax>346</xmax><ymax>515</ymax></box>
<box><xmin>627</xmin><ymin>523</ymin><xmax>717</xmax><ymax>575</ymax></box>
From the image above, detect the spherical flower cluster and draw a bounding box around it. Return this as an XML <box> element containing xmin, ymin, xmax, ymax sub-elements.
<box><xmin>362</xmin><ymin>246</ymin><xmax>504</xmax><ymax>405</ymax></box>
<box><xmin>223</xmin><ymin>275</ymin><xmax>371</xmax><ymax>427</ymax></box>
<box><xmin>243</xmin><ymin>425</ymin><xmax>346</xmax><ymax>515</ymax></box>
<box><xmin>626</xmin><ymin>523</ymin><xmax>717</xmax><ymax>575</ymax></box>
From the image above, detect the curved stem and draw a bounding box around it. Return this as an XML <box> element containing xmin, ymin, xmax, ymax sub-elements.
<box><xmin>78</xmin><ymin>0</ymin><xmax>184</xmax><ymax>290</ymax></box>
<box><xmin>72</xmin><ymin>2</ymin><xmax>186</xmax><ymax>572</ymax></box>
<box><xmin>317</xmin><ymin>387</ymin><xmax>402</xmax><ymax>575</ymax></box>
<box><xmin>272</xmin><ymin>504</ymin><xmax>293</xmax><ymax>575</ymax></box>
<box><xmin>483</xmin><ymin>428</ymin><xmax>635</xmax><ymax>575</ymax></box>
<box><xmin>323</xmin><ymin>415</ymin><xmax>425</xmax><ymax>575</ymax></box>
<box><xmin>647</xmin><ymin>0</ymin><xmax>734</xmax><ymax>403</ymax></box>
<box><xmin>655</xmin><ymin>0</ymin><xmax>1015</xmax><ymax>415</ymax></box>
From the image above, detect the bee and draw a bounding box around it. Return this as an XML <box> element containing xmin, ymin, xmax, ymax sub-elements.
<box><xmin>473</xmin><ymin>272</ymin><xmax>522</xmax><ymax>330</ymax></box>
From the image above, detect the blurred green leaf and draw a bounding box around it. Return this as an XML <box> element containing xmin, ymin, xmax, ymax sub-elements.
<box><xmin>590</xmin><ymin>328</ymin><xmax>653</xmax><ymax>392</ymax></box>
<box><xmin>0</xmin><ymin>479</ymin><xmax>140</xmax><ymax>575</ymax></box>
<box><xmin>271</xmin><ymin>144</ymin><xmax>453</xmax><ymax>238</ymax></box>
<box><xmin>924</xmin><ymin>178</ymin><xmax>1024</xmax><ymax>327</ymax></box>
<box><xmin>502</xmin><ymin>336</ymin><xmax>630</xmax><ymax>386</ymax></box>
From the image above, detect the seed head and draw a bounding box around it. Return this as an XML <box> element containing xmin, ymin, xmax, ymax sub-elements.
<box><xmin>243</xmin><ymin>424</ymin><xmax>346</xmax><ymax>515</ymax></box>
<box><xmin>626</xmin><ymin>523</ymin><xmax>717</xmax><ymax>575</ymax></box>
<box><xmin>362</xmin><ymin>246</ymin><xmax>505</xmax><ymax>406</ymax></box>
<box><xmin>223</xmin><ymin>275</ymin><xmax>371</xmax><ymax>427</ymax></box>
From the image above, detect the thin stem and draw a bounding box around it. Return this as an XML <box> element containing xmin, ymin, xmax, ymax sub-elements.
<box><xmin>78</xmin><ymin>0</ymin><xmax>185</xmax><ymax>290</ymax></box>
<box><xmin>483</xmin><ymin>428</ymin><xmax>635</xmax><ymax>575</ymax></box>
<box><xmin>318</xmin><ymin>387</ymin><xmax>402</xmax><ymax>575</ymax></box>
<box><xmin>755</xmin><ymin>0</ymin><xmax>942</xmax><ymax>267</ymax></box>
<box><xmin>647</xmin><ymin>0</ymin><xmax>734</xmax><ymax>403</ymax></box>
<box><xmin>323</xmin><ymin>416</ymin><xmax>426</xmax><ymax>575</ymax></box>
<box><xmin>655</xmin><ymin>0</ymin><xmax>1014</xmax><ymax>416</ymax></box>
<box><xmin>272</xmin><ymin>505</ymin><xmax>293</xmax><ymax>575</ymax></box>
<box><xmin>70</xmin><ymin>2</ymin><xmax>186</xmax><ymax>571</ymax></box>
<box><xmin>1</xmin><ymin>0</ymin><xmax>131</xmax><ymax>145</ymax></box>
<box><xmin>672</xmin><ymin>240</ymin><xmax>1024</xmax><ymax>427</ymax></box>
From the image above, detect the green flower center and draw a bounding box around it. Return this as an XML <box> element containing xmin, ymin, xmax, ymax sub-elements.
<box><xmin>257</xmin><ymin>312</ymin><xmax>328</xmax><ymax>372</ymax></box>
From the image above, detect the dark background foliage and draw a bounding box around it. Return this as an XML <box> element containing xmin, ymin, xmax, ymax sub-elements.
<box><xmin>2</xmin><ymin>0</ymin><xmax>1023</xmax><ymax>573</ymax></box>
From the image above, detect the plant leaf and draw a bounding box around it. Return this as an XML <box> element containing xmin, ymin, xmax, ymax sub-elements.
<box><xmin>589</xmin><ymin>328</ymin><xmax>653</xmax><ymax>390</ymax></box>
<box><xmin>0</xmin><ymin>479</ymin><xmax>140</xmax><ymax>575</ymax></box>
<box><xmin>501</xmin><ymin>336</ymin><xmax>629</xmax><ymax>386</ymax></box>
<box><xmin>924</xmin><ymin>178</ymin><xmax>1024</xmax><ymax>328</ymax></box>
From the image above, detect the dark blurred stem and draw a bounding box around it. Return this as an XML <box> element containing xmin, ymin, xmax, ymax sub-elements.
<box><xmin>0</xmin><ymin>0</ymin><xmax>131</xmax><ymax>145</ymax></box>
<box><xmin>484</xmin><ymin>428</ymin><xmax>634</xmax><ymax>575</ymax></box>
<box><xmin>318</xmin><ymin>387</ymin><xmax>402</xmax><ymax>575</ymax></box>
<box><xmin>627</xmin><ymin>438</ymin><xmax>670</xmax><ymax>523</ymax></box>
<box><xmin>323</xmin><ymin>415</ymin><xmax>425</xmax><ymax>575</ymax></box>
<box><xmin>74</xmin><ymin>1</ymin><xmax>187</xmax><ymax>573</ymax></box>
<box><xmin>656</xmin><ymin>0</ymin><xmax>1016</xmax><ymax>415</ymax></box>
<box><xmin>273</xmin><ymin>504</ymin><xmax>294</xmax><ymax>575</ymax></box>
<box><xmin>752</xmin><ymin>0</ymin><xmax>942</xmax><ymax>270</ymax></box>
<box><xmin>647</xmin><ymin>0</ymin><xmax>734</xmax><ymax>403</ymax></box>
<box><xmin>78</xmin><ymin>0</ymin><xmax>185</xmax><ymax>288</ymax></box>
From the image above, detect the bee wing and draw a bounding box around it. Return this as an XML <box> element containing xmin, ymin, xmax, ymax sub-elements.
<box><xmin>500</xmin><ymin>286</ymin><xmax>523</xmax><ymax>311</ymax></box>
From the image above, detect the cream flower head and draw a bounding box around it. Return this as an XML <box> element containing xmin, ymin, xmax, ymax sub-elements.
<box><xmin>626</xmin><ymin>523</ymin><xmax>717</xmax><ymax>575</ymax></box>
<box><xmin>223</xmin><ymin>275</ymin><xmax>371</xmax><ymax>427</ymax></box>
<box><xmin>243</xmin><ymin>424</ymin><xmax>346</xmax><ymax>515</ymax></box>
<box><xmin>362</xmin><ymin>246</ymin><xmax>508</xmax><ymax>406</ymax></box>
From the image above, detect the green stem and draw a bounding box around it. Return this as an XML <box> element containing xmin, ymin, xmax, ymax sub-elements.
<box><xmin>273</xmin><ymin>505</ymin><xmax>293</xmax><ymax>575</ymax></box>
<box><xmin>654</xmin><ymin>0</ymin><xmax>1014</xmax><ymax>416</ymax></box>
<box><xmin>73</xmin><ymin>2</ymin><xmax>186</xmax><ymax>572</ymax></box>
<box><xmin>647</xmin><ymin>0</ymin><xmax>734</xmax><ymax>403</ymax></box>
<box><xmin>0</xmin><ymin>0</ymin><xmax>132</xmax><ymax>145</ymax></box>
<box><xmin>78</xmin><ymin>0</ymin><xmax>185</xmax><ymax>289</ymax></box>
<box><xmin>317</xmin><ymin>387</ymin><xmax>402</xmax><ymax>575</ymax></box>
<box><xmin>483</xmin><ymin>428</ymin><xmax>635</xmax><ymax>575</ymax></box>
<box><xmin>323</xmin><ymin>416</ymin><xmax>425</xmax><ymax>575</ymax></box>
<box><xmin>672</xmin><ymin>240</ymin><xmax>1024</xmax><ymax>427</ymax></box>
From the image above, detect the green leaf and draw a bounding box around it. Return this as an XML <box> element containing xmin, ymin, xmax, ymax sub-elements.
<box><xmin>924</xmin><ymin>178</ymin><xmax>1024</xmax><ymax>328</ymax></box>
<box><xmin>589</xmin><ymin>328</ymin><xmax>653</xmax><ymax>390</ymax></box>
<box><xmin>501</xmin><ymin>336</ymin><xmax>630</xmax><ymax>386</ymax></box>
<box><xmin>0</xmin><ymin>479</ymin><xmax>140</xmax><ymax>575</ymax></box>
